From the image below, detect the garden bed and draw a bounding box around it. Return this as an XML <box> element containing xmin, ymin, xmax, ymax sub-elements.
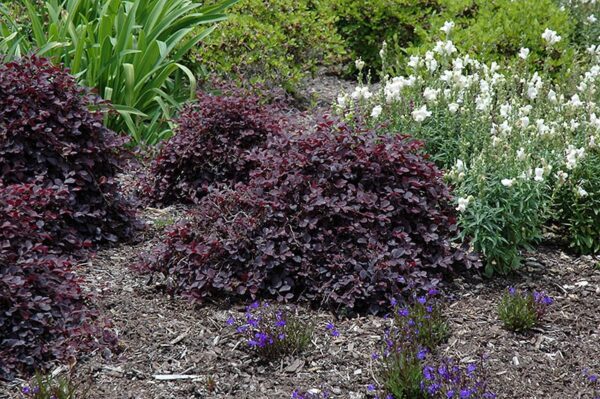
<box><xmin>1</xmin><ymin>204</ymin><xmax>597</xmax><ymax>399</ymax></box>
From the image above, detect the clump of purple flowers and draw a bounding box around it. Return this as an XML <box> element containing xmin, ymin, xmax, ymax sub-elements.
<box><xmin>20</xmin><ymin>372</ymin><xmax>82</xmax><ymax>399</ymax></box>
<box><xmin>420</xmin><ymin>356</ymin><xmax>496</xmax><ymax>398</ymax></box>
<box><xmin>497</xmin><ymin>287</ymin><xmax>554</xmax><ymax>332</ymax></box>
<box><xmin>227</xmin><ymin>301</ymin><xmax>313</xmax><ymax>360</ymax></box>
<box><xmin>371</xmin><ymin>290</ymin><xmax>449</xmax><ymax>398</ymax></box>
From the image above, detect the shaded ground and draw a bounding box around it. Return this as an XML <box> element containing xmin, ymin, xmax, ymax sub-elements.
<box><xmin>1</xmin><ymin>76</ymin><xmax>599</xmax><ymax>399</ymax></box>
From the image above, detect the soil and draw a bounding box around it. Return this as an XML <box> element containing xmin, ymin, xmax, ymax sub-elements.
<box><xmin>1</xmin><ymin>76</ymin><xmax>599</xmax><ymax>399</ymax></box>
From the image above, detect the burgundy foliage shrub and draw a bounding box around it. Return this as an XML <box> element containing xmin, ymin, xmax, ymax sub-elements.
<box><xmin>144</xmin><ymin>84</ymin><xmax>285</xmax><ymax>205</ymax></box>
<box><xmin>0</xmin><ymin>183</ymin><xmax>113</xmax><ymax>381</ymax></box>
<box><xmin>142</xmin><ymin>119</ymin><xmax>478</xmax><ymax>313</ymax></box>
<box><xmin>0</xmin><ymin>56</ymin><xmax>136</xmax><ymax>243</ymax></box>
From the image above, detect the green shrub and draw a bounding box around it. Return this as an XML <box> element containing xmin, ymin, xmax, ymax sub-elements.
<box><xmin>195</xmin><ymin>0</ymin><xmax>345</xmax><ymax>90</ymax></box>
<box><xmin>0</xmin><ymin>0</ymin><xmax>238</xmax><ymax>145</ymax></box>
<box><xmin>417</xmin><ymin>0</ymin><xmax>575</xmax><ymax>74</ymax></box>
<box><xmin>327</xmin><ymin>0</ymin><xmax>440</xmax><ymax>76</ymax></box>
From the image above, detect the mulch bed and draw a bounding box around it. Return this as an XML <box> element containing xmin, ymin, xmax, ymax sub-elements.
<box><xmin>1</xmin><ymin>76</ymin><xmax>599</xmax><ymax>399</ymax></box>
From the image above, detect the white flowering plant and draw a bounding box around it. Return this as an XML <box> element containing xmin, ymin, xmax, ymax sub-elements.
<box><xmin>335</xmin><ymin>26</ymin><xmax>600</xmax><ymax>274</ymax></box>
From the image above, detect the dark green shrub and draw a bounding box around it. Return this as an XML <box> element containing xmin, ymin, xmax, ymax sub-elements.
<box><xmin>425</xmin><ymin>0</ymin><xmax>575</xmax><ymax>73</ymax></box>
<box><xmin>328</xmin><ymin>0</ymin><xmax>440</xmax><ymax>76</ymax></box>
<box><xmin>196</xmin><ymin>0</ymin><xmax>345</xmax><ymax>89</ymax></box>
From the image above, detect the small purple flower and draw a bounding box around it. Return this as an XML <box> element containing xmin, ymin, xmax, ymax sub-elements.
<box><xmin>390</xmin><ymin>297</ymin><xmax>398</xmax><ymax>307</ymax></box>
<box><xmin>447</xmin><ymin>390</ymin><xmax>455</xmax><ymax>398</ymax></box>
<box><xmin>466</xmin><ymin>363</ymin><xmax>477</xmax><ymax>376</ymax></box>
<box><xmin>589</xmin><ymin>374</ymin><xmax>599</xmax><ymax>383</ymax></box>
<box><xmin>508</xmin><ymin>286</ymin><xmax>516</xmax><ymax>295</ymax></box>
<box><xmin>276</xmin><ymin>319</ymin><xmax>287</xmax><ymax>327</ymax></box>
<box><xmin>428</xmin><ymin>288</ymin><xmax>439</xmax><ymax>296</ymax></box>
<box><xmin>423</xmin><ymin>365</ymin><xmax>435</xmax><ymax>380</ymax></box>
<box><xmin>22</xmin><ymin>386</ymin><xmax>31</xmax><ymax>395</ymax></box>
<box><xmin>326</xmin><ymin>322</ymin><xmax>340</xmax><ymax>337</ymax></box>
<box><xmin>367</xmin><ymin>384</ymin><xmax>376</xmax><ymax>391</ymax></box>
<box><xmin>542</xmin><ymin>295</ymin><xmax>554</xmax><ymax>305</ymax></box>
<box><xmin>417</xmin><ymin>348</ymin><xmax>428</xmax><ymax>360</ymax></box>
<box><xmin>226</xmin><ymin>316</ymin><xmax>235</xmax><ymax>326</ymax></box>
<box><xmin>460</xmin><ymin>389</ymin><xmax>472</xmax><ymax>398</ymax></box>
<box><xmin>398</xmin><ymin>308</ymin><xmax>409</xmax><ymax>317</ymax></box>
<box><xmin>417</xmin><ymin>296</ymin><xmax>427</xmax><ymax>305</ymax></box>
<box><xmin>371</xmin><ymin>352</ymin><xmax>380</xmax><ymax>360</ymax></box>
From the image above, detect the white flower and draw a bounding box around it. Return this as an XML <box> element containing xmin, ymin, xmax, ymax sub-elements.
<box><xmin>534</xmin><ymin>167</ymin><xmax>545</xmax><ymax>182</ymax></box>
<box><xmin>548</xmin><ymin>90</ymin><xmax>558</xmax><ymax>103</ymax></box>
<box><xmin>588</xmin><ymin>15</ymin><xmax>597</xmax><ymax>23</ymax></box>
<box><xmin>577</xmin><ymin>186</ymin><xmax>589</xmax><ymax>198</ymax></box>
<box><xmin>423</xmin><ymin>87</ymin><xmax>439</xmax><ymax>102</ymax></box>
<box><xmin>590</xmin><ymin>135</ymin><xmax>597</xmax><ymax>148</ymax></box>
<box><xmin>433</xmin><ymin>40</ymin><xmax>457</xmax><ymax>56</ymax></box>
<box><xmin>456</xmin><ymin>197</ymin><xmax>470</xmax><ymax>212</ymax></box>
<box><xmin>370</xmin><ymin>105</ymin><xmax>382</xmax><ymax>118</ymax></box>
<box><xmin>568</xmin><ymin>94</ymin><xmax>583</xmax><ymax>108</ymax></box>
<box><xmin>379</xmin><ymin>41</ymin><xmax>387</xmax><ymax>59</ymax></box>
<box><xmin>527</xmin><ymin>86</ymin><xmax>538</xmax><ymax>100</ymax></box>
<box><xmin>337</xmin><ymin>94</ymin><xmax>348</xmax><ymax>109</ymax></box>
<box><xmin>440</xmin><ymin>21</ymin><xmax>455</xmax><ymax>35</ymax></box>
<box><xmin>542</xmin><ymin>28</ymin><xmax>562</xmax><ymax>46</ymax></box>
<box><xmin>408</xmin><ymin>55</ymin><xmax>420</xmax><ymax>69</ymax></box>
<box><xmin>412</xmin><ymin>105</ymin><xmax>432</xmax><ymax>122</ymax></box>
<box><xmin>518</xmin><ymin>48</ymin><xmax>530</xmax><ymax>60</ymax></box>
<box><xmin>556</xmin><ymin>170</ymin><xmax>568</xmax><ymax>184</ymax></box>
<box><xmin>355</xmin><ymin>58</ymin><xmax>365</xmax><ymax>71</ymax></box>
<box><xmin>519</xmin><ymin>105</ymin><xmax>533</xmax><ymax>116</ymax></box>
<box><xmin>501</xmin><ymin>178</ymin><xmax>515</xmax><ymax>187</ymax></box>
<box><xmin>566</xmin><ymin>146</ymin><xmax>585</xmax><ymax>169</ymax></box>
<box><xmin>517</xmin><ymin>116</ymin><xmax>530</xmax><ymax>129</ymax></box>
<box><xmin>448</xmin><ymin>103</ymin><xmax>460</xmax><ymax>113</ymax></box>
<box><xmin>455</xmin><ymin>159</ymin><xmax>465</xmax><ymax>173</ymax></box>
<box><xmin>500</xmin><ymin>103</ymin><xmax>512</xmax><ymax>118</ymax></box>
<box><xmin>516</xmin><ymin>148</ymin><xmax>526</xmax><ymax>160</ymax></box>
<box><xmin>351</xmin><ymin>86</ymin><xmax>373</xmax><ymax>101</ymax></box>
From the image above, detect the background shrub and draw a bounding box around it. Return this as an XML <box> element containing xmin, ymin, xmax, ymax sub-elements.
<box><xmin>413</xmin><ymin>0</ymin><xmax>575</xmax><ymax>75</ymax></box>
<box><xmin>142</xmin><ymin>119</ymin><xmax>478</xmax><ymax>313</ymax></box>
<box><xmin>0</xmin><ymin>0</ymin><xmax>237</xmax><ymax>144</ymax></box>
<box><xmin>328</xmin><ymin>0</ymin><xmax>439</xmax><ymax>76</ymax></box>
<box><xmin>0</xmin><ymin>56</ymin><xmax>136</xmax><ymax>244</ymax></box>
<box><xmin>144</xmin><ymin>84</ymin><xmax>285</xmax><ymax>206</ymax></box>
<box><xmin>195</xmin><ymin>0</ymin><xmax>345</xmax><ymax>90</ymax></box>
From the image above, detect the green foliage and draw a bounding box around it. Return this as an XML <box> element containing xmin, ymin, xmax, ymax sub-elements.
<box><xmin>0</xmin><ymin>0</ymin><xmax>238</xmax><ymax>145</ymax></box>
<box><xmin>560</xmin><ymin>0</ymin><xmax>600</xmax><ymax>48</ymax></box>
<box><xmin>497</xmin><ymin>288</ymin><xmax>552</xmax><ymax>332</ymax></box>
<box><xmin>20</xmin><ymin>372</ymin><xmax>88</xmax><ymax>399</ymax></box>
<box><xmin>380</xmin><ymin>351</ymin><xmax>425</xmax><ymax>399</ymax></box>
<box><xmin>195</xmin><ymin>0</ymin><xmax>345</xmax><ymax>90</ymax></box>
<box><xmin>554</xmin><ymin>151</ymin><xmax>600</xmax><ymax>254</ymax></box>
<box><xmin>419</xmin><ymin>0</ymin><xmax>575</xmax><ymax>74</ymax></box>
<box><xmin>455</xmin><ymin>161</ymin><xmax>551</xmax><ymax>276</ymax></box>
<box><xmin>328</xmin><ymin>0</ymin><xmax>439</xmax><ymax>76</ymax></box>
<box><xmin>376</xmin><ymin>295</ymin><xmax>447</xmax><ymax>399</ymax></box>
